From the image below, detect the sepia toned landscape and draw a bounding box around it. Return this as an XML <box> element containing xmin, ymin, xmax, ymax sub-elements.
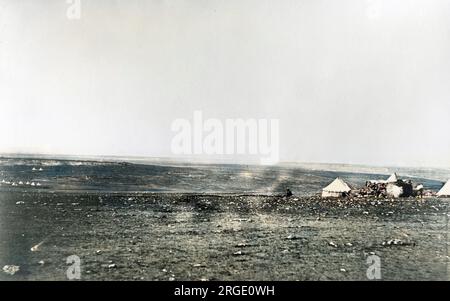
<box><xmin>2</xmin><ymin>0</ymin><xmax>450</xmax><ymax>285</ymax></box>
<box><xmin>1</xmin><ymin>158</ymin><xmax>449</xmax><ymax>281</ymax></box>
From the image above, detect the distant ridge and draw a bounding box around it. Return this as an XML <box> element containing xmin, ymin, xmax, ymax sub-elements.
<box><xmin>2</xmin><ymin>153</ymin><xmax>450</xmax><ymax>183</ymax></box>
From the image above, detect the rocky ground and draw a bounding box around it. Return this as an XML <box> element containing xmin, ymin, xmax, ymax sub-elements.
<box><xmin>0</xmin><ymin>191</ymin><xmax>449</xmax><ymax>280</ymax></box>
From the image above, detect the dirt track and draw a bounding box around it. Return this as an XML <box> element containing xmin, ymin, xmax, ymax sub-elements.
<box><xmin>1</xmin><ymin>191</ymin><xmax>449</xmax><ymax>280</ymax></box>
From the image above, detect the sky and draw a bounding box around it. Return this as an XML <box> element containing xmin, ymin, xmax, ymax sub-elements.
<box><xmin>0</xmin><ymin>0</ymin><xmax>450</xmax><ymax>167</ymax></box>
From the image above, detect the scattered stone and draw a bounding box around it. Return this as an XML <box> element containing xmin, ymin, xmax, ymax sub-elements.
<box><xmin>31</xmin><ymin>242</ymin><xmax>44</xmax><ymax>252</ymax></box>
<box><xmin>328</xmin><ymin>241</ymin><xmax>338</xmax><ymax>248</ymax></box>
<box><xmin>2</xmin><ymin>265</ymin><xmax>20</xmax><ymax>275</ymax></box>
<box><xmin>235</xmin><ymin>243</ymin><xmax>248</xmax><ymax>247</ymax></box>
<box><xmin>95</xmin><ymin>250</ymin><xmax>102</xmax><ymax>255</ymax></box>
<box><xmin>16</xmin><ymin>201</ymin><xmax>25</xmax><ymax>205</ymax></box>
<box><xmin>340</xmin><ymin>268</ymin><xmax>347</xmax><ymax>273</ymax></box>
<box><xmin>38</xmin><ymin>260</ymin><xmax>45</xmax><ymax>265</ymax></box>
<box><xmin>286</xmin><ymin>235</ymin><xmax>299</xmax><ymax>240</ymax></box>
<box><xmin>382</xmin><ymin>239</ymin><xmax>411</xmax><ymax>246</ymax></box>
<box><xmin>107</xmin><ymin>264</ymin><xmax>117</xmax><ymax>269</ymax></box>
<box><xmin>345</xmin><ymin>242</ymin><xmax>353</xmax><ymax>247</ymax></box>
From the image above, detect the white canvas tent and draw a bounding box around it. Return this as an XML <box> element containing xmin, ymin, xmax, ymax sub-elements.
<box><xmin>386</xmin><ymin>183</ymin><xmax>403</xmax><ymax>198</ymax></box>
<box><xmin>368</xmin><ymin>173</ymin><xmax>399</xmax><ymax>185</ymax></box>
<box><xmin>437</xmin><ymin>180</ymin><xmax>450</xmax><ymax>197</ymax></box>
<box><xmin>322</xmin><ymin>178</ymin><xmax>352</xmax><ymax>198</ymax></box>
<box><xmin>386</xmin><ymin>173</ymin><xmax>398</xmax><ymax>183</ymax></box>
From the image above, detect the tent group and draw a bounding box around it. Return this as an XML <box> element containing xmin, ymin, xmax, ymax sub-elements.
<box><xmin>321</xmin><ymin>173</ymin><xmax>400</xmax><ymax>198</ymax></box>
<box><xmin>322</xmin><ymin>177</ymin><xmax>450</xmax><ymax>198</ymax></box>
<box><xmin>438</xmin><ymin>180</ymin><xmax>450</xmax><ymax>197</ymax></box>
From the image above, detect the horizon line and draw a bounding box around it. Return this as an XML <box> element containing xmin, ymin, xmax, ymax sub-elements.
<box><xmin>0</xmin><ymin>152</ymin><xmax>449</xmax><ymax>171</ymax></box>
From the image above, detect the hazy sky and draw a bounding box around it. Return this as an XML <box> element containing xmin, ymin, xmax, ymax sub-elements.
<box><xmin>1</xmin><ymin>0</ymin><xmax>449</xmax><ymax>167</ymax></box>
